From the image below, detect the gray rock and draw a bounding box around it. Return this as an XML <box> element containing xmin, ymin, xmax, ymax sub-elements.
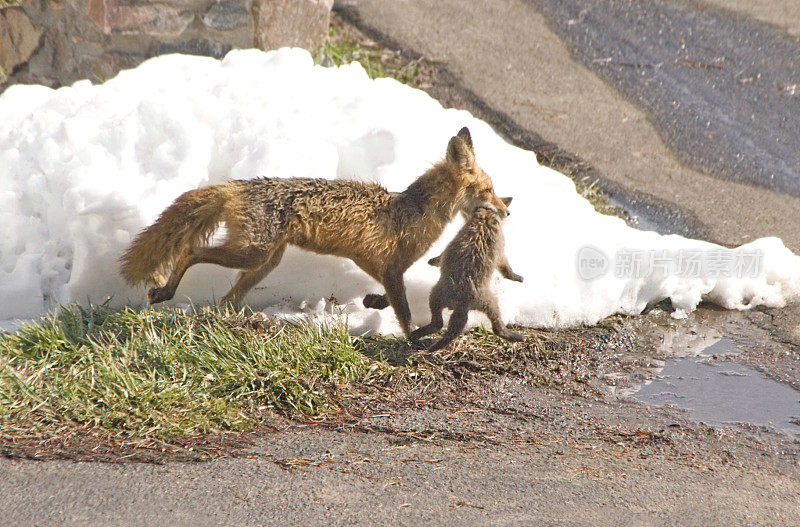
<box><xmin>202</xmin><ymin>0</ymin><xmax>250</xmax><ymax>31</ymax></box>
<box><xmin>157</xmin><ymin>38</ymin><xmax>233</xmax><ymax>58</ymax></box>
<box><xmin>253</xmin><ymin>0</ymin><xmax>332</xmax><ymax>51</ymax></box>
<box><xmin>0</xmin><ymin>8</ymin><xmax>42</xmax><ymax>77</ymax></box>
<box><xmin>1</xmin><ymin>0</ymin><xmax>332</xmax><ymax>90</ymax></box>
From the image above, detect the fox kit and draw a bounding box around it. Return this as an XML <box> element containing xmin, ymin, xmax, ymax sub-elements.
<box><xmin>410</xmin><ymin>199</ymin><xmax>524</xmax><ymax>351</ymax></box>
<box><xmin>120</xmin><ymin>127</ymin><xmax>510</xmax><ymax>337</ymax></box>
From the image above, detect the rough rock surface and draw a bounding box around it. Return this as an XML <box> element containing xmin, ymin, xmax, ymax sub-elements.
<box><xmin>254</xmin><ymin>0</ymin><xmax>332</xmax><ymax>51</ymax></box>
<box><xmin>0</xmin><ymin>8</ymin><xmax>42</xmax><ymax>80</ymax></box>
<box><xmin>0</xmin><ymin>0</ymin><xmax>332</xmax><ymax>89</ymax></box>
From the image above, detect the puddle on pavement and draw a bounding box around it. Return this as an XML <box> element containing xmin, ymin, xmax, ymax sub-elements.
<box><xmin>631</xmin><ymin>338</ymin><xmax>800</xmax><ymax>437</ymax></box>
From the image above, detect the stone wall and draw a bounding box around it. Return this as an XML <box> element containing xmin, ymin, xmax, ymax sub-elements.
<box><xmin>0</xmin><ymin>0</ymin><xmax>332</xmax><ymax>89</ymax></box>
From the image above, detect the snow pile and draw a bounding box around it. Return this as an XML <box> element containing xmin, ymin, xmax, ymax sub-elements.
<box><xmin>1</xmin><ymin>48</ymin><xmax>799</xmax><ymax>334</ymax></box>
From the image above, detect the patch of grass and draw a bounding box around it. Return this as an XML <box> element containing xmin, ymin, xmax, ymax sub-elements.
<box><xmin>314</xmin><ymin>21</ymin><xmax>431</xmax><ymax>86</ymax></box>
<box><xmin>0</xmin><ymin>0</ymin><xmax>20</xmax><ymax>8</ymax></box>
<box><xmin>532</xmin><ymin>147</ymin><xmax>627</xmax><ymax>219</ymax></box>
<box><xmin>0</xmin><ymin>301</ymin><xmax>619</xmax><ymax>459</ymax></box>
<box><xmin>0</xmin><ymin>305</ymin><xmax>386</xmax><ymax>440</ymax></box>
<box><xmin>573</xmin><ymin>177</ymin><xmax>628</xmax><ymax>219</ymax></box>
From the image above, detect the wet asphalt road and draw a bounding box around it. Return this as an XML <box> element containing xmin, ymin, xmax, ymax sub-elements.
<box><xmin>339</xmin><ymin>0</ymin><xmax>800</xmax><ymax>250</ymax></box>
<box><xmin>529</xmin><ymin>0</ymin><xmax>800</xmax><ymax>196</ymax></box>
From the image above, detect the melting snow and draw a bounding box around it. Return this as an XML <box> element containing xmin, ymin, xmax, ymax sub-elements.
<box><xmin>1</xmin><ymin>48</ymin><xmax>799</xmax><ymax>335</ymax></box>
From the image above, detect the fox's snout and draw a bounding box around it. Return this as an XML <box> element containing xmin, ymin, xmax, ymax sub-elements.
<box><xmin>495</xmin><ymin>196</ymin><xmax>513</xmax><ymax>216</ymax></box>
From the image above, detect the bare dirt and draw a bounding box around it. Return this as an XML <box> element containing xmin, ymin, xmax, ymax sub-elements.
<box><xmin>2</xmin><ymin>306</ymin><xmax>799</xmax><ymax>525</ymax></box>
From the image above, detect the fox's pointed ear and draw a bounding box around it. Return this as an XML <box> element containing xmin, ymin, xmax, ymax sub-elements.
<box><xmin>446</xmin><ymin>134</ymin><xmax>475</xmax><ymax>170</ymax></box>
<box><xmin>501</xmin><ymin>196</ymin><xmax>513</xmax><ymax>206</ymax></box>
<box><xmin>456</xmin><ymin>127</ymin><xmax>473</xmax><ymax>151</ymax></box>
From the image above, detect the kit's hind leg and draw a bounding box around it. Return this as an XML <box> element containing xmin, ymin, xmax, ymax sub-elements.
<box><xmin>428</xmin><ymin>305</ymin><xmax>469</xmax><ymax>352</ymax></box>
<box><xmin>410</xmin><ymin>293</ymin><xmax>445</xmax><ymax>341</ymax></box>
<box><xmin>476</xmin><ymin>294</ymin><xmax>523</xmax><ymax>342</ymax></box>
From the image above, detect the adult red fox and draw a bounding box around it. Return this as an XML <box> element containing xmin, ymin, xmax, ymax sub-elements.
<box><xmin>120</xmin><ymin>127</ymin><xmax>510</xmax><ymax>336</ymax></box>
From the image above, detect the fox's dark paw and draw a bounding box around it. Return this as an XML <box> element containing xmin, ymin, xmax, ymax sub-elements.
<box><xmin>510</xmin><ymin>273</ymin><xmax>524</xmax><ymax>283</ymax></box>
<box><xmin>409</xmin><ymin>327</ymin><xmax>428</xmax><ymax>341</ymax></box>
<box><xmin>427</xmin><ymin>340</ymin><xmax>449</xmax><ymax>352</ymax></box>
<box><xmin>427</xmin><ymin>255</ymin><xmax>442</xmax><ymax>267</ymax></box>
<box><xmin>363</xmin><ymin>293</ymin><xmax>390</xmax><ymax>310</ymax></box>
<box><xmin>499</xmin><ymin>330</ymin><xmax>524</xmax><ymax>342</ymax></box>
<box><xmin>147</xmin><ymin>286</ymin><xmax>174</xmax><ymax>304</ymax></box>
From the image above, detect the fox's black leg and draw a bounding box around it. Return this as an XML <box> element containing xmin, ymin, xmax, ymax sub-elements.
<box><xmin>382</xmin><ymin>267</ymin><xmax>413</xmax><ymax>336</ymax></box>
<box><xmin>363</xmin><ymin>293</ymin><xmax>390</xmax><ymax>310</ymax></box>
<box><xmin>148</xmin><ymin>243</ymin><xmax>275</xmax><ymax>305</ymax></box>
<box><xmin>221</xmin><ymin>243</ymin><xmax>287</xmax><ymax>306</ymax></box>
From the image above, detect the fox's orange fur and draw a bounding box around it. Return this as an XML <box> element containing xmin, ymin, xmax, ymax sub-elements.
<box><xmin>120</xmin><ymin>127</ymin><xmax>509</xmax><ymax>336</ymax></box>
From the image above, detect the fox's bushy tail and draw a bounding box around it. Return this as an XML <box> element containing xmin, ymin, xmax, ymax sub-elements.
<box><xmin>120</xmin><ymin>185</ymin><xmax>233</xmax><ymax>286</ymax></box>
